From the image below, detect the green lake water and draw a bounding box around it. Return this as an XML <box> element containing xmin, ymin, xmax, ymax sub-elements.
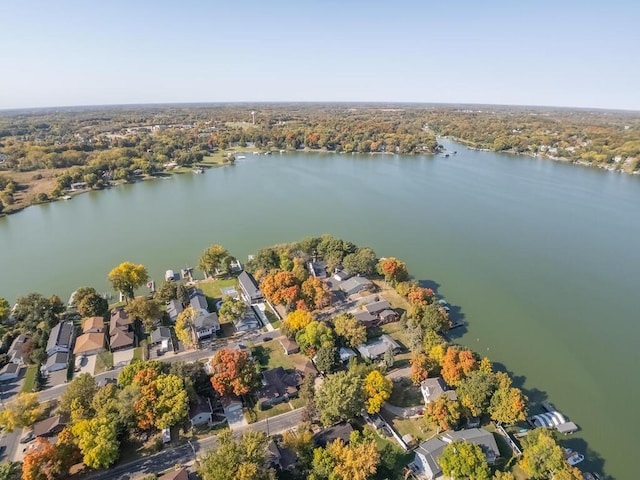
<box><xmin>1</xmin><ymin>140</ymin><xmax>639</xmax><ymax>478</ymax></box>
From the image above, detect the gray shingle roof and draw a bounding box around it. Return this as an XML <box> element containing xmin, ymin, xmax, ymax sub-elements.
<box><xmin>238</xmin><ymin>271</ymin><xmax>262</xmax><ymax>300</ymax></box>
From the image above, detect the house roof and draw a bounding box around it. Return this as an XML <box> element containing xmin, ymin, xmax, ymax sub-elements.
<box><xmin>354</xmin><ymin>311</ymin><xmax>377</xmax><ymax>324</ymax></box>
<box><xmin>340</xmin><ymin>276</ymin><xmax>372</xmax><ymax>295</ymax></box>
<box><xmin>32</xmin><ymin>415</ymin><xmax>65</xmax><ymax>437</ymax></box>
<box><xmin>234</xmin><ymin>309</ymin><xmax>260</xmax><ymax>329</ymax></box>
<box><xmin>338</xmin><ymin>347</ymin><xmax>357</xmax><ymax>362</ymax></box>
<box><xmin>379</xmin><ymin>309</ymin><xmax>398</xmax><ymax>319</ymax></box>
<box><xmin>73</xmin><ymin>333</ymin><xmax>105</xmax><ymax>354</ymax></box>
<box><xmin>46</xmin><ymin>322</ymin><xmax>74</xmax><ymax>352</ymax></box>
<box><xmin>357</xmin><ymin>334</ymin><xmax>401</xmax><ymax>359</ymax></box>
<box><xmin>189</xmin><ymin>289</ymin><xmax>209</xmax><ymax>312</ymax></box>
<box><xmin>0</xmin><ymin>363</ymin><xmax>19</xmax><ymax>375</ymax></box>
<box><xmin>238</xmin><ymin>271</ymin><xmax>261</xmax><ymax>299</ymax></box>
<box><xmin>45</xmin><ymin>352</ymin><xmax>69</xmax><ymax>369</ymax></box>
<box><xmin>110</xmin><ymin>329</ymin><xmax>134</xmax><ymax>349</ymax></box>
<box><xmin>189</xmin><ymin>395</ymin><xmax>213</xmax><ymax>419</ymax></box>
<box><xmin>110</xmin><ymin>309</ymin><xmax>132</xmax><ymax>335</ymax></box>
<box><xmin>158</xmin><ymin>467</ymin><xmax>189</xmax><ymax>480</ymax></box>
<box><xmin>442</xmin><ymin>428</ymin><xmax>499</xmax><ymax>463</ymax></box>
<box><xmin>151</xmin><ymin>326</ymin><xmax>172</xmax><ymax>344</ymax></box>
<box><xmin>82</xmin><ymin>316</ymin><xmax>104</xmax><ymax>333</ymax></box>
<box><xmin>415</xmin><ymin>436</ymin><xmax>447</xmax><ymax>477</ymax></box>
<box><xmin>195</xmin><ymin>312</ymin><xmax>219</xmax><ymax>330</ymax></box>
<box><xmin>333</xmin><ymin>270</ymin><xmax>351</xmax><ymax>281</ymax></box>
<box><xmin>258</xmin><ymin>367</ymin><xmax>303</xmax><ymax>404</ymax></box>
<box><xmin>364</xmin><ymin>300</ymin><xmax>392</xmax><ymax>314</ymax></box>
<box><xmin>8</xmin><ymin>334</ymin><xmax>29</xmax><ymax>361</ymax></box>
<box><xmin>278</xmin><ymin>336</ymin><xmax>299</xmax><ymax>353</ymax></box>
<box><xmin>314</xmin><ymin>422</ymin><xmax>354</xmax><ymax>448</ymax></box>
<box><xmin>166</xmin><ymin>299</ymin><xmax>184</xmax><ymax>321</ymax></box>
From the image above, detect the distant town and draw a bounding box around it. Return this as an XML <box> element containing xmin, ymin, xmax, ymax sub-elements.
<box><xmin>0</xmin><ymin>235</ymin><xmax>598</xmax><ymax>480</ymax></box>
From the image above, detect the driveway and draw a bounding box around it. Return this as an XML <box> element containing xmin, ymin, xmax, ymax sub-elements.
<box><xmin>47</xmin><ymin>369</ymin><xmax>68</xmax><ymax>388</ymax></box>
<box><xmin>113</xmin><ymin>349</ymin><xmax>135</xmax><ymax>368</ymax></box>
<box><xmin>78</xmin><ymin>355</ymin><xmax>97</xmax><ymax>375</ymax></box>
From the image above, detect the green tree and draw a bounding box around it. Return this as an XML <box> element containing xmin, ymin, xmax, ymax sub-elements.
<box><xmin>341</xmin><ymin>247</ymin><xmax>378</xmax><ymax>276</ymax></box>
<box><xmin>108</xmin><ymin>262</ymin><xmax>149</xmax><ymax>300</ymax></box>
<box><xmin>175</xmin><ymin>306</ymin><xmax>198</xmax><ymax>348</ymax></box>
<box><xmin>176</xmin><ymin>284</ymin><xmax>190</xmax><ymax>306</ymax></box>
<box><xmin>439</xmin><ymin>441</ymin><xmax>491</xmax><ymax>480</ymax></box>
<box><xmin>456</xmin><ymin>370</ymin><xmax>497</xmax><ymax>417</ymax></box>
<box><xmin>59</xmin><ymin>373</ymin><xmax>98</xmax><ymax>418</ymax></box>
<box><xmin>71</xmin><ymin>417</ymin><xmax>120</xmax><ymax>469</ymax></box>
<box><xmin>125</xmin><ymin>296</ymin><xmax>162</xmax><ymax>332</ymax></box>
<box><xmin>315</xmin><ymin>345</ymin><xmax>340</xmax><ymax>373</ymax></box>
<box><xmin>333</xmin><ymin>313</ymin><xmax>366</xmax><ymax>348</ymax></box>
<box><xmin>383</xmin><ymin>346</ymin><xmax>395</xmax><ymax>369</ymax></box>
<box><xmin>13</xmin><ymin>293</ymin><xmax>61</xmax><ymax>330</ymax></box>
<box><xmin>197</xmin><ymin>429</ymin><xmax>276</xmax><ymax>480</ymax></box>
<box><xmin>0</xmin><ymin>297</ymin><xmax>11</xmax><ymax>324</ymax></box>
<box><xmin>296</xmin><ymin>321</ymin><xmax>335</xmax><ymax>356</ymax></box>
<box><xmin>316</xmin><ymin>370</ymin><xmax>364</xmax><ymax>426</ymax></box>
<box><xmin>0</xmin><ymin>461</ymin><xmax>21</xmax><ymax>480</ymax></box>
<box><xmin>420</xmin><ymin>302</ymin><xmax>450</xmax><ymax>334</ymax></box>
<box><xmin>217</xmin><ymin>296</ymin><xmax>246</xmax><ymax>324</ymax></box>
<box><xmin>198</xmin><ymin>244</ymin><xmax>232</xmax><ymax>277</ymax></box>
<box><xmin>77</xmin><ymin>292</ymin><xmax>109</xmax><ymax>318</ymax></box>
<box><xmin>72</xmin><ymin>286</ymin><xmax>99</xmax><ymax>308</ymax></box>
<box><xmin>156</xmin><ymin>280</ymin><xmax>178</xmax><ymax>302</ymax></box>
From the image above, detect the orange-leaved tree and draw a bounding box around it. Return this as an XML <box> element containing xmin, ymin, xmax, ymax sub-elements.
<box><xmin>210</xmin><ymin>349</ymin><xmax>260</xmax><ymax>396</ymax></box>
<box><xmin>440</xmin><ymin>347</ymin><xmax>477</xmax><ymax>386</ymax></box>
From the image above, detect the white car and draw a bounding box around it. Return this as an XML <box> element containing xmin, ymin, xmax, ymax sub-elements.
<box><xmin>162</xmin><ymin>428</ymin><xmax>171</xmax><ymax>444</ymax></box>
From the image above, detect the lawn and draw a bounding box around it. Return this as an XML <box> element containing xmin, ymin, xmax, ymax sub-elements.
<box><xmin>94</xmin><ymin>351</ymin><xmax>114</xmax><ymax>374</ymax></box>
<box><xmin>22</xmin><ymin>365</ymin><xmax>38</xmax><ymax>392</ymax></box>
<box><xmin>371</xmin><ymin>280</ymin><xmax>409</xmax><ymax>311</ymax></box>
<box><xmin>132</xmin><ymin>347</ymin><xmax>143</xmax><ymax>362</ymax></box>
<box><xmin>253</xmin><ymin>400</ymin><xmax>296</xmax><ymax>422</ymax></box>
<box><xmin>380</xmin><ymin>409</ymin><xmax>435</xmax><ymax>444</ymax></box>
<box><xmin>380</xmin><ymin>321</ymin><xmax>410</xmax><ymax>351</ymax></box>
<box><xmin>369</xmin><ymin>432</ymin><xmax>415</xmax><ymax>480</ymax></box>
<box><xmin>197</xmin><ymin>277</ymin><xmax>239</xmax><ymax>311</ymax></box>
<box><xmin>252</xmin><ymin>339</ymin><xmax>301</xmax><ymax>371</ymax></box>
<box><xmin>388</xmin><ymin>378</ymin><xmax>424</xmax><ymax>407</ymax></box>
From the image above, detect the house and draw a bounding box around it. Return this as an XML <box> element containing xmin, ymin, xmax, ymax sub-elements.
<box><xmin>266</xmin><ymin>440</ymin><xmax>298</xmax><ymax>470</ymax></box>
<box><xmin>44</xmin><ymin>352</ymin><xmax>69</xmax><ymax>372</ymax></box>
<box><xmin>357</xmin><ymin>334</ymin><xmax>401</xmax><ymax>360</ymax></box>
<box><xmin>73</xmin><ymin>332</ymin><xmax>106</xmax><ymax>356</ymax></box>
<box><xmin>166</xmin><ymin>299</ymin><xmax>183</xmax><ymax>323</ymax></box>
<box><xmin>361</xmin><ymin>300</ymin><xmax>399</xmax><ymax>325</ymax></box>
<box><xmin>221</xmin><ymin>395</ymin><xmax>244</xmax><ymax>425</ymax></box>
<box><xmin>110</xmin><ymin>329</ymin><xmax>135</xmax><ymax>351</ymax></box>
<box><xmin>110</xmin><ymin>308</ymin><xmax>133</xmax><ymax>335</ymax></box>
<box><xmin>411</xmin><ymin>428</ymin><xmax>500</xmax><ymax>479</ymax></box>
<box><xmin>150</xmin><ymin>326</ymin><xmax>173</xmax><ymax>352</ymax></box>
<box><xmin>340</xmin><ymin>276</ymin><xmax>373</xmax><ymax>296</ymax></box>
<box><xmin>238</xmin><ymin>271</ymin><xmax>265</xmax><ymax>304</ymax></box>
<box><xmin>189</xmin><ymin>395</ymin><xmax>214</xmax><ymax>427</ymax></box>
<box><xmin>0</xmin><ymin>363</ymin><xmax>20</xmax><ymax>382</ymax></box>
<box><xmin>194</xmin><ymin>312</ymin><xmax>220</xmax><ymax>339</ymax></box>
<box><xmin>333</xmin><ymin>270</ymin><xmax>351</xmax><ymax>282</ymax></box>
<box><xmin>159</xmin><ymin>468</ymin><xmax>189</xmax><ymax>480</ymax></box>
<box><xmin>234</xmin><ymin>308</ymin><xmax>260</xmax><ymax>332</ymax></box>
<box><xmin>420</xmin><ymin>377</ymin><xmax>457</xmax><ymax>405</ymax></box>
<box><xmin>308</xmin><ymin>260</ymin><xmax>327</xmax><ymax>279</ymax></box>
<box><xmin>82</xmin><ymin>316</ymin><xmax>105</xmax><ymax>334</ymax></box>
<box><xmin>8</xmin><ymin>334</ymin><xmax>30</xmax><ymax>365</ymax></box>
<box><xmin>45</xmin><ymin>322</ymin><xmax>75</xmax><ymax>357</ymax></box>
<box><xmin>313</xmin><ymin>422</ymin><xmax>354</xmax><ymax>448</ymax></box>
<box><xmin>378</xmin><ymin>309</ymin><xmax>399</xmax><ymax>323</ymax></box>
<box><xmin>278</xmin><ymin>336</ymin><xmax>300</xmax><ymax>355</ymax></box>
<box><xmin>353</xmin><ymin>311</ymin><xmax>378</xmax><ymax>327</ymax></box>
<box><xmin>338</xmin><ymin>347</ymin><xmax>357</xmax><ymax>363</ymax></box>
<box><xmin>189</xmin><ymin>288</ymin><xmax>209</xmax><ymax>313</ymax></box>
<box><xmin>364</xmin><ymin>300</ymin><xmax>392</xmax><ymax>315</ymax></box>
<box><xmin>32</xmin><ymin>416</ymin><xmax>66</xmax><ymax>438</ymax></box>
<box><xmin>257</xmin><ymin>367</ymin><xmax>303</xmax><ymax>409</ymax></box>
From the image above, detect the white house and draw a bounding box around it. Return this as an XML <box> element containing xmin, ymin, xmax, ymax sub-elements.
<box><xmin>0</xmin><ymin>363</ymin><xmax>20</xmax><ymax>382</ymax></box>
<box><xmin>420</xmin><ymin>377</ymin><xmax>457</xmax><ymax>405</ymax></box>
<box><xmin>194</xmin><ymin>312</ymin><xmax>220</xmax><ymax>339</ymax></box>
<box><xmin>189</xmin><ymin>396</ymin><xmax>214</xmax><ymax>427</ymax></box>
<box><xmin>238</xmin><ymin>271</ymin><xmax>265</xmax><ymax>304</ymax></box>
<box><xmin>43</xmin><ymin>352</ymin><xmax>69</xmax><ymax>373</ymax></box>
<box><xmin>45</xmin><ymin>322</ymin><xmax>75</xmax><ymax>357</ymax></box>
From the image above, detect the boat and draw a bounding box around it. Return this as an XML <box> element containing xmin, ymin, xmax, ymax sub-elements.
<box><xmin>567</xmin><ymin>453</ymin><xmax>585</xmax><ymax>466</ymax></box>
<box><xmin>236</xmin><ymin>155</ymin><xmax>246</xmax><ymax>159</ymax></box>
<box><xmin>62</xmin><ymin>195</ymin><xmax>72</xmax><ymax>200</ymax></box>
<box><xmin>165</xmin><ymin>270</ymin><xmax>175</xmax><ymax>281</ymax></box>
<box><xmin>193</xmin><ymin>167</ymin><xmax>204</xmax><ymax>174</ymax></box>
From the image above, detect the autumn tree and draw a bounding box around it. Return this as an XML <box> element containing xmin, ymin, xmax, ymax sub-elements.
<box><xmin>282</xmin><ymin>427</ymin><xmax>315</xmax><ymax>470</ymax></box>
<box><xmin>197</xmin><ymin>429</ymin><xmax>276</xmax><ymax>480</ymax></box>
<box><xmin>175</xmin><ymin>306</ymin><xmax>198</xmax><ymax>347</ymax></box>
<box><xmin>259</xmin><ymin>271</ymin><xmax>301</xmax><ymax>308</ymax></box>
<box><xmin>332</xmin><ymin>313</ymin><xmax>366</xmax><ymax>348</ymax></box>
<box><xmin>316</xmin><ymin>370</ymin><xmax>364</xmax><ymax>426</ymax></box>
<box><xmin>282</xmin><ymin>309</ymin><xmax>314</xmax><ymax>337</ymax></box>
<box><xmin>323</xmin><ymin>438</ymin><xmax>380</xmax><ymax>480</ymax></box>
<box><xmin>133</xmin><ymin>373</ymin><xmax>189</xmax><ymax>429</ymax></box>
<box><xmin>410</xmin><ymin>352</ymin><xmax>434</xmax><ymax>384</ymax></box>
<box><xmin>519</xmin><ymin>428</ymin><xmax>566</xmax><ymax>479</ymax></box>
<box><xmin>217</xmin><ymin>296</ymin><xmax>246</xmax><ymax>324</ymax></box>
<box><xmin>377</xmin><ymin>257</ymin><xmax>408</xmax><ymax>285</ymax></box>
<box><xmin>156</xmin><ymin>279</ymin><xmax>178</xmax><ymax>302</ymax></box>
<box><xmin>0</xmin><ymin>393</ymin><xmax>44</xmax><ymax>431</ymax></box>
<box><xmin>71</xmin><ymin>417</ymin><xmax>120</xmax><ymax>469</ymax></box>
<box><xmin>489</xmin><ymin>373</ymin><xmax>528</xmax><ymax>424</ymax></box>
<box><xmin>198</xmin><ymin>244</ymin><xmax>232</xmax><ymax>277</ymax></box>
<box><xmin>77</xmin><ymin>292</ymin><xmax>109</xmax><ymax>318</ymax></box>
<box><xmin>407</xmin><ymin>286</ymin><xmax>435</xmax><ymax>317</ymax></box>
<box><xmin>295</xmin><ymin>321</ymin><xmax>335</xmax><ymax>356</ymax></box>
<box><xmin>363</xmin><ymin>370</ymin><xmax>393</xmax><ymax>414</ymax></box>
<box><xmin>22</xmin><ymin>438</ymin><xmax>62</xmax><ymax>480</ymax></box>
<box><xmin>125</xmin><ymin>296</ymin><xmax>162</xmax><ymax>332</ymax></box>
<box><xmin>210</xmin><ymin>349</ymin><xmax>260</xmax><ymax>396</ymax></box>
<box><xmin>108</xmin><ymin>262</ymin><xmax>149</xmax><ymax>301</ymax></box>
<box><xmin>301</xmin><ymin>276</ymin><xmax>331</xmax><ymax>309</ymax></box>
<box><xmin>425</xmin><ymin>395</ymin><xmax>461</xmax><ymax>431</ymax></box>
<box><xmin>439</xmin><ymin>441</ymin><xmax>491</xmax><ymax>480</ymax></box>
<box><xmin>117</xmin><ymin>360</ymin><xmax>165</xmax><ymax>386</ymax></box>
<box><xmin>441</xmin><ymin>347</ymin><xmax>477</xmax><ymax>386</ymax></box>
<box><xmin>58</xmin><ymin>373</ymin><xmax>97</xmax><ymax>418</ymax></box>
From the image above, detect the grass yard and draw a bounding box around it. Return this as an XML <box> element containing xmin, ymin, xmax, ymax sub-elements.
<box><xmin>371</xmin><ymin>280</ymin><xmax>409</xmax><ymax>311</ymax></box>
<box><xmin>388</xmin><ymin>377</ymin><xmax>424</xmax><ymax>407</ymax></box>
<box><xmin>132</xmin><ymin>347</ymin><xmax>143</xmax><ymax>362</ymax></box>
<box><xmin>197</xmin><ymin>277</ymin><xmax>239</xmax><ymax>312</ymax></box>
<box><xmin>380</xmin><ymin>321</ymin><xmax>410</xmax><ymax>350</ymax></box>
<box><xmin>22</xmin><ymin>365</ymin><xmax>38</xmax><ymax>392</ymax></box>
<box><xmin>380</xmin><ymin>409</ymin><xmax>435</xmax><ymax>444</ymax></box>
<box><xmin>253</xmin><ymin>400</ymin><xmax>296</xmax><ymax>422</ymax></box>
<box><xmin>369</xmin><ymin>432</ymin><xmax>415</xmax><ymax>480</ymax></box>
<box><xmin>252</xmin><ymin>339</ymin><xmax>304</xmax><ymax>371</ymax></box>
<box><xmin>94</xmin><ymin>351</ymin><xmax>114</xmax><ymax>374</ymax></box>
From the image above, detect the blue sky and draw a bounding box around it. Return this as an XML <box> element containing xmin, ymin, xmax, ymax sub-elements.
<box><xmin>1</xmin><ymin>0</ymin><xmax>638</xmax><ymax>110</ymax></box>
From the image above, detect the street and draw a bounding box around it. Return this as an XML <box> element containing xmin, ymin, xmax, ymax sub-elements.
<box><xmin>86</xmin><ymin>408</ymin><xmax>303</xmax><ymax>480</ymax></box>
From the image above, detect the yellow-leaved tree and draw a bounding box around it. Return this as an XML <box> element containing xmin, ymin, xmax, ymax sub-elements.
<box><xmin>363</xmin><ymin>370</ymin><xmax>393</xmax><ymax>414</ymax></box>
<box><xmin>108</xmin><ymin>261</ymin><xmax>149</xmax><ymax>301</ymax></box>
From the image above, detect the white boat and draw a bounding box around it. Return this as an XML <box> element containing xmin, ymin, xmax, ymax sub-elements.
<box><xmin>236</xmin><ymin>155</ymin><xmax>246</xmax><ymax>159</ymax></box>
<box><xmin>567</xmin><ymin>453</ymin><xmax>584</xmax><ymax>466</ymax></box>
<box><xmin>62</xmin><ymin>195</ymin><xmax>72</xmax><ymax>200</ymax></box>
<box><xmin>193</xmin><ymin>167</ymin><xmax>204</xmax><ymax>174</ymax></box>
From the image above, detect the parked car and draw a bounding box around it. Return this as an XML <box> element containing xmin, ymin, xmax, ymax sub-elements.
<box><xmin>162</xmin><ymin>428</ymin><xmax>171</xmax><ymax>444</ymax></box>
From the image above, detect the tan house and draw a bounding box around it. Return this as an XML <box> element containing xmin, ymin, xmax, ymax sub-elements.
<box><xmin>73</xmin><ymin>332</ymin><xmax>106</xmax><ymax>356</ymax></box>
<box><xmin>82</xmin><ymin>317</ymin><xmax>105</xmax><ymax>334</ymax></box>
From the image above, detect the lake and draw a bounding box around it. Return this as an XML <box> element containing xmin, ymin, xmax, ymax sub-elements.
<box><xmin>1</xmin><ymin>140</ymin><xmax>639</xmax><ymax>478</ymax></box>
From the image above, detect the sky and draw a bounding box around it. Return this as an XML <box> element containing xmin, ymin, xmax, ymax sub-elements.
<box><xmin>0</xmin><ymin>0</ymin><xmax>639</xmax><ymax>110</ymax></box>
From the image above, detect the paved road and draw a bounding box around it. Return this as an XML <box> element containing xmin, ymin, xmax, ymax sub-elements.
<box><xmin>87</xmin><ymin>408</ymin><xmax>303</xmax><ymax>480</ymax></box>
